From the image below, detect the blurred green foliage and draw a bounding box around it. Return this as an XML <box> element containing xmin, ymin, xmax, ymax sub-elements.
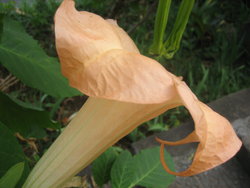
<box><xmin>0</xmin><ymin>122</ymin><xmax>30</xmax><ymax>187</ymax></box>
<box><xmin>171</xmin><ymin>0</ymin><xmax>250</xmax><ymax>101</ymax></box>
<box><xmin>0</xmin><ymin>162</ymin><xmax>24</xmax><ymax>188</ymax></box>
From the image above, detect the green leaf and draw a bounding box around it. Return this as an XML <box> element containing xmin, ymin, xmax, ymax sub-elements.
<box><xmin>0</xmin><ymin>17</ymin><xmax>81</xmax><ymax>98</ymax></box>
<box><xmin>148</xmin><ymin>123</ymin><xmax>168</xmax><ymax>132</ymax></box>
<box><xmin>0</xmin><ymin>162</ymin><xmax>24</xmax><ymax>188</ymax></box>
<box><xmin>131</xmin><ymin>147</ymin><xmax>175</xmax><ymax>188</ymax></box>
<box><xmin>195</xmin><ymin>64</ymin><xmax>209</xmax><ymax>96</ymax></box>
<box><xmin>163</xmin><ymin>0</ymin><xmax>195</xmax><ymax>59</ymax></box>
<box><xmin>0</xmin><ymin>92</ymin><xmax>60</xmax><ymax>138</ymax></box>
<box><xmin>92</xmin><ymin>147</ymin><xmax>119</xmax><ymax>186</ymax></box>
<box><xmin>0</xmin><ymin>122</ymin><xmax>29</xmax><ymax>187</ymax></box>
<box><xmin>111</xmin><ymin>151</ymin><xmax>134</xmax><ymax>188</ymax></box>
<box><xmin>149</xmin><ymin>0</ymin><xmax>172</xmax><ymax>54</ymax></box>
<box><xmin>111</xmin><ymin>147</ymin><xmax>175</xmax><ymax>188</ymax></box>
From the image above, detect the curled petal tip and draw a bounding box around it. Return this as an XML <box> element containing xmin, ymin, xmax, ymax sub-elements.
<box><xmin>156</xmin><ymin>82</ymin><xmax>242</xmax><ymax>176</ymax></box>
<box><xmin>159</xmin><ymin>143</ymin><xmax>179</xmax><ymax>176</ymax></box>
<box><xmin>155</xmin><ymin>132</ymin><xmax>199</xmax><ymax>146</ymax></box>
<box><xmin>155</xmin><ymin>136</ymin><xmax>163</xmax><ymax>143</ymax></box>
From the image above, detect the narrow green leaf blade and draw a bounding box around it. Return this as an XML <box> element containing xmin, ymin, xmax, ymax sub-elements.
<box><xmin>0</xmin><ymin>92</ymin><xmax>59</xmax><ymax>138</ymax></box>
<box><xmin>0</xmin><ymin>122</ymin><xmax>29</xmax><ymax>187</ymax></box>
<box><xmin>0</xmin><ymin>17</ymin><xmax>80</xmax><ymax>98</ymax></box>
<box><xmin>92</xmin><ymin>147</ymin><xmax>119</xmax><ymax>186</ymax></box>
<box><xmin>163</xmin><ymin>0</ymin><xmax>195</xmax><ymax>59</ymax></box>
<box><xmin>0</xmin><ymin>162</ymin><xmax>24</xmax><ymax>188</ymax></box>
<box><xmin>111</xmin><ymin>151</ymin><xmax>134</xmax><ymax>188</ymax></box>
<box><xmin>149</xmin><ymin>0</ymin><xmax>172</xmax><ymax>54</ymax></box>
<box><xmin>130</xmin><ymin>147</ymin><xmax>175</xmax><ymax>188</ymax></box>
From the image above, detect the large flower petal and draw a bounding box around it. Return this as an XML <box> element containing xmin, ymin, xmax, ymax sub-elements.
<box><xmin>61</xmin><ymin>49</ymin><xmax>181</xmax><ymax>104</ymax></box>
<box><xmin>54</xmin><ymin>0</ymin><xmax>242</xmax><ymax>178</ymax></box>
<box><xmin>156</xmin><ymin>80</ymin><xmax>242</xmax><ymax>176</ymax></box>
<box><xmin>105</xmin><ymin>19</ymin><xmax>140</xmax><ymax>53</ymax></box>
<box><xmin>55</xmin><ymin>0</ymin><xmax>139</xmax><ymax>87</ymax></box>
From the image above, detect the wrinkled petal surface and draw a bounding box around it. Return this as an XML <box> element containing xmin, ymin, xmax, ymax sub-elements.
<box><xmin>156</xmin><ymin>80</ymin><xmax>242</xmax><ymax>176</ymax></box>
<box><xmin>105</xmin><ymin>19</ymin><xmax>140</xmax><ymax>53</ymax></box>
<box><xmin>55</xmin><ymin>0</ymin><xmax>242</xmax><ymax>176</ymax></box>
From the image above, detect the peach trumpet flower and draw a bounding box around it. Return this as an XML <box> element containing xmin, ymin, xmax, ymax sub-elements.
<box><xmin>23</xmin><ymin>0</ymin><xmax>242</xmax><ymax>187</ymax></box>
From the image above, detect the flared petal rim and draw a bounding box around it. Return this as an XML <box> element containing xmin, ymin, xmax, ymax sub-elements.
<box><xmin>156</xmin><ymin>80</ymin><xmax>242</xmax><ymax>176</ymax></box>
<box><xmin>55</xmin><ymin>0</ymin><xmax>242</xmax><ymax>177</ymax></box>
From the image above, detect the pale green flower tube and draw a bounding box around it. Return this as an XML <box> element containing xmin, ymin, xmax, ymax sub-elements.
<box><xmin>23</xmin><ymin>97</ymin><xmax>177</xmax><ymax>188</ymax></box>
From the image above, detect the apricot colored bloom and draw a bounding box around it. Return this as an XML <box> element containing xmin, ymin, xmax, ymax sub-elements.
<box><xmin>56</xmin><ymin>0</ymin><xmax>241</xmax><ymax>176</ymax></box>
<box><xmin>23</xmin><ymin>0</ymin><xmax>241</xmax><ymax>187</ymax></box>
